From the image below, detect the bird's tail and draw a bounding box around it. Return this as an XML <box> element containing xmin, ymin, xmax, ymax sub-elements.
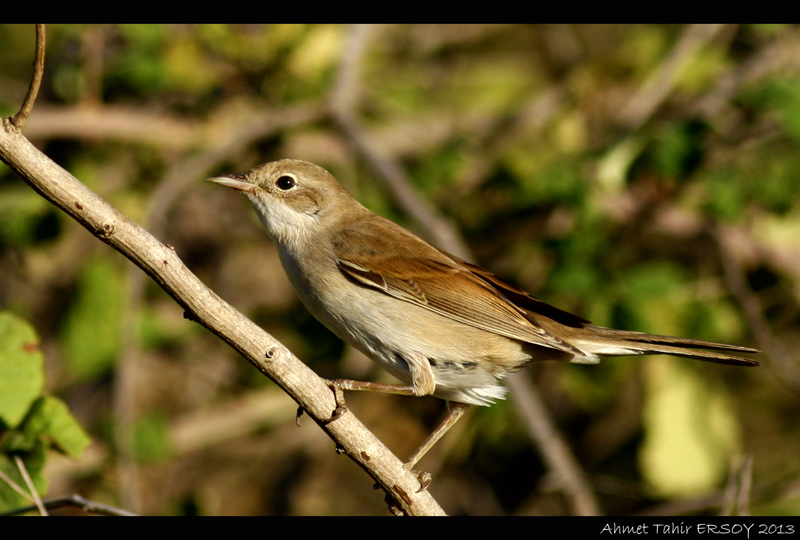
<box><xmin>571</xmin><ymin>326</ymin><xmax>759</xmax><ymax>366</ymax></box>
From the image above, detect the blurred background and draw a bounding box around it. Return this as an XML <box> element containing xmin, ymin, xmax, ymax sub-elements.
<box><xmin>1</xmin><ymin>24</ymin><xmax>799</xmax><ymax>516</ymax></box>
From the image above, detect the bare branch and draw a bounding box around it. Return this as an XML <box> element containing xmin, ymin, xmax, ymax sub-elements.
<box><xmin>14</xmin><ymin>455</ymin><xmax>47</xmax><ymax>516</ymax></box>
<box><xmin>9</xmin><ymin>24</ymin><xmax>45</xmax><ymax>130</ymax></box>
<box><xmin>1</xmin><ymin>494</ymin><xmax>137</xmax><ymax>517</ymax></box>
<box><xmin>618</xmin><ymin>24</ymin><xmax>728</xmax><ymax>130</ymax></box>
<box><xmin>715</xmin><ymin>225</ymin><xmax>800</xmax><ymax>393</ymax></box>
<box><xmin>0</xmin><ymin>464</ymin><xmax>31</xmax><ymax>501</ymax></box>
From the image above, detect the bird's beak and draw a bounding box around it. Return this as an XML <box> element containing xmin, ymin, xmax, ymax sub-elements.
<box><xmin>208</xmin><ymin>173</ymin><xmax>257</xmax><ymax>193</ymax></box>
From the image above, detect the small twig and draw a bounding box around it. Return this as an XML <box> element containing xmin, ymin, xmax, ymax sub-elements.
<box><xmin>694</xmin><ymin>27</ymin><xmax>800</xmax><ymax>122</ymax></box>
<box><xmin>618</xmin><ymin>24</ymin><xmax>728</xmax><ymax>130</ymax></box>
<box><xmin>721</xmin><ymin>455</ymin><xmax>755</xmax><ymax>516</ymax></box>
<box><xmin>736</xmin><ymin>455</ymin><xmax>753</xmax><ymax>516</ymax></box>
<box><xmin>1</xmin><ymin>494</ymin><xmax>137</xmax><ymax>517</ymax></box>
<box><xmin>721</xmin><ymin>455</ymin><xmax>739</xmax><ymax>516</ymax></box>
<box><xmin>0</xmin><ymin>464</ymin><xmax>32</xmax><ymax>501</ymax></box>
<box><xmin>331</xmin><ymin>24</ymin><xmax>471</xmax><ymax>258</ymax></box>
<box><xmin>14</xmin><ymin>455</ymin><xmax>47</xmax><ymax>516</ymax></box>
<box><xmin>9</xmin><ymin>24</ymin><xmax>45</xmax><ymax>130</ymax></box>
<box><xmin>715</xmin><ymin>226</ymin><xmax>800</xmax><ymax>393</ymax></box>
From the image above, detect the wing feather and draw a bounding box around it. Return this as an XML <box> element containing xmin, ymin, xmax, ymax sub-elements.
<box><xmin>332</xmin><ymin>218</ymin><xmax>582</xmax><ymax>354</ymax></box>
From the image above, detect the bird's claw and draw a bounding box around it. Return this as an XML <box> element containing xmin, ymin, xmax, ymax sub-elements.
<box><xmin>403</xmin><ymin>464</ymin><xmax>432</xmax><ymax>492</ymax></box>
<box><xmin>322</xmin><ymin>380</ymin><xmax>348</xmax><ymax>424</ymax></box>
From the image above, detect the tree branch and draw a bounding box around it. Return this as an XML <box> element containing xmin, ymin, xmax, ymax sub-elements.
<box><xmin>0</xmin><ymin>25</ymin><xmax>444</xmax><ymax>516</ymax></box>
<box><xmin>0</xmin><ymin>125</ymin><xmax>446</xmax><ymax>515</ymax></box>
<box><xmin>8</xmin><ymin>24</ymin><xmax>45</xmax><ymax>130</ymax></box>
<box><xmin>1</xmin><ymin>494</ymin><xmax>137</xmax><ymax>517</ymax></box>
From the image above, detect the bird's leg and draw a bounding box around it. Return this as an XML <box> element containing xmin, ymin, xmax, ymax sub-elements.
<box><xmin>403</xmin><ymin>401</ymin><xmax>470</xmax><ymax>491</ymax></box>
<box><xmin>324</xmin><ymin>379</ymin><xmax>417</xmax><ymax>424</ymax></box>
<box><xmin>327</xmin><ymin>355</ymin><xmax>458</xmax><ymax>491</ymax></box>
<box><xmin>330</xmin><ymin>379</ymin><xmax>417</xmax><ymax>395</ymax></box>
<box><xmin>405</xmin><ymin>401</ymin><xmax>470</xmax><ymax>470</ymax></box>
<box><xmin>326</xmin><ymin>352</ymin><xmax>435</xmax><ymax>419</ymax></box>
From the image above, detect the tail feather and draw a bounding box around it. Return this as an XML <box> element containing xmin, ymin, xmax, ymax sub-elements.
<box><xmin>577</xmin><ymin>326</ymin><xmax>760</xmax><ymax>366</ymax></box>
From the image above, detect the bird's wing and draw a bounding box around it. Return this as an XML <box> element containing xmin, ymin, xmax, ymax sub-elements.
<box><xmin>332</xmin><ymin>217</ymin><xmax>582</xmax><ymax>355</ymax></box>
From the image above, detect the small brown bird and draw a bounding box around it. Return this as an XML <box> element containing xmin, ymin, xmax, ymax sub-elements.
<box><xmin>210</xmin><ymin>159</ymin><xmax>758</xmax><ymax>474</ymax></box>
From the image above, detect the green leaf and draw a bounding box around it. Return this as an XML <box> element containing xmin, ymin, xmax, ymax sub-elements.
<box><xmin>0</xmin><ymin>312</ymin><xmax>44</xmax><ymax>428</ymax></box>
<box><xmin>639</xmin><ymin>357</ymin><xmax>741</xmax><ymax>498</ymax></box>
<box><xmin>7</xmin><ymin>397</ymin><xmax>91</xmax><ymax>459</ymax></box>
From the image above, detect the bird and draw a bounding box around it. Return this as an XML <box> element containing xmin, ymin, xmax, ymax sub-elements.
<box><xmin>209</xmin><ymin>159</ymin><xmax>759</xmax><ymax>479</ymax></box>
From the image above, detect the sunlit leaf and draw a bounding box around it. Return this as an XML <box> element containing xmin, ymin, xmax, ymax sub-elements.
<box><xmin>0</xmin><ymin>312</ymin><xmax>44</xmax><ymax>428</ymax></box>
<box><xmin>640</xmin><ymin>357</ymin><xmax>741</xmax><ymax>498</ymax></box>
<box><xmin>10</xmin><ymin>397</ymin><xmax>91</xmax><ymax>459</ymax></box>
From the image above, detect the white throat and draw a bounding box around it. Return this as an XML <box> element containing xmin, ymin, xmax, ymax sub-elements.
<box><xmin>247</xmin><ymin>193</ymin><xmax>319</xmax><ymax>253</ymax></box>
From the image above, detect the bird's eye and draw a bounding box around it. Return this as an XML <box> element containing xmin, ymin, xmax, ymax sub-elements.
<box><xmin>276</xmin><ymin>175</ymin><xmax>296</xmax><ymax>190</ymax></box>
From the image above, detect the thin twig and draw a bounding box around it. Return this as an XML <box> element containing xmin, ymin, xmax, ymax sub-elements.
<box><xmin>736</xmin><ymin>455</ymin><xmax>753</xmax><ymax>516</ymax></box>
<box><xmin>14</xmin><ymin>455</ymin><xmax>47</xmax><ymax>516</ymax></box>
<box><xmin>618</xmin><ymin>24</ymin><xmax>728</xmax><ymax>130</ymax></box>
<box><xmin>113</xmin><ymin>273</ymin><xmax>143</xmax><ymax>513</ymax></box>
<box><xmin>0</xmin><ymin>464</ymin><xmax>32</xmax><ymax>500</ymax></box>
<box><xmin>1</xmin><ymin>494</ymin><xmax>137</xmax><ymax>516</ymax></box>
<box><xmin>715</xmin><ymin>226</ymin><xmax>800</xmax><ymax>393</ymax></box>
<box><xmin>331</xmin><ymin>24</ymin><xmax>471</xmax><ymax>258</ymax></box>
<box><xmin>721</xmin><ymin>456</ymin><xmax>740</xmax><ymax>516</ymax></box>
<box><xmin>694</xmin><ymin>27</ymin><xmax>800</xmax><ymax>121</ymax></box>
<box><xmin>9</xmin><ymin>24</ymin><xmax>45</xmax><ymax>130</ymax></box>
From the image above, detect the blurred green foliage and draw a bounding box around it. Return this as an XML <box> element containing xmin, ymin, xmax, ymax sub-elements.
<box><xmin>0</xmin><ymin>313</ymin><xmax>90</xmax><ymax>512</ymax></box>
<box><xmin>61</xmin><ymin>256</ymin><xmax>124</xmax><ymax>380</ymax></box>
